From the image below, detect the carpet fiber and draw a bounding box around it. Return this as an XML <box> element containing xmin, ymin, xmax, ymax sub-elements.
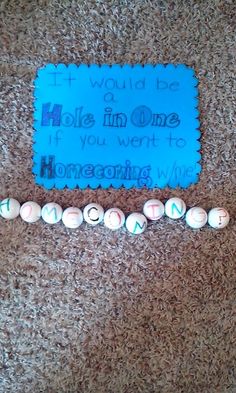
<box><xmin>0</xmin><ymin>1</ymin><xmax>235</xmax><ymax>392</ymax></box>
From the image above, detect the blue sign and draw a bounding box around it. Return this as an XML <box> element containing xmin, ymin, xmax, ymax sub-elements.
<box><xmin>33</xmin><ymin>64</ymin><xmax>201</xmax><ymax>189</ymax></box>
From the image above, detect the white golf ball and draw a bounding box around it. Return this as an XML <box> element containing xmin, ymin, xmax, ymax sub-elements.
<box><xmin>20</xmin><ymin>201</ymin><xmax>41</xmax><ymax>223</ymax></box>
<box><xmin>62</xmin><ymin>207</ymin><xmax>83</xmax><ymax>228</ymax></box>
<box><xmin>0</xmin><ymin>198</ymin><xmax>20</xmax><ymax>220</ymax></box>
<box><xmin>208</xmin><ymin>207</ymin><xmax>230</xmax><ymax>229</ymax></box>
<box><xmin>41</xmin><ymin>202</ymin><xmax>62</xmax><ymax>224</ymax></box>
<box><xmin>126</xmin><ymin>212</ymin><xmax>147</xmax><ymax>234</ymax></box>
<box><xmin>185</xmin><ymin>207</ymin><xmax>207</xmax><ymax>229</ymax></box>
<box><xmin>143</xmin><ymin>199</ymin><xmax>164</xmax><ymax>220</ymax></box>
<box><xmin>165</xmin><ymin>197</ymin><xmax>186</xmax><ymax>219</ymax></box>
<box><xmin>104</xmin><ymin>208</ymin><xmax>125</xmax><ymax>230</ymax></box>
<box><xmin>83</xmin><ymin>203</ymin><xmax>104</xmax><ymax>225</ymax></box>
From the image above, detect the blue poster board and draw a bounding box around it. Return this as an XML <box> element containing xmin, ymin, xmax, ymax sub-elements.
<box><xmin>33</xmin><ymin>64</ymin><xmax>201</xmax><ymax>189</ymax></box>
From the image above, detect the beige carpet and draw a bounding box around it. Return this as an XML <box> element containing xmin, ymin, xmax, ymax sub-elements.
<box><xmin>0</xmin><ymin>1</ymin><xmax>236</xmax><ymax>392</ymax></box>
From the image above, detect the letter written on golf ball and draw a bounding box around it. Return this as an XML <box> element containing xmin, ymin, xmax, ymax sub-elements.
<box><xmin>126</xmin><ymin>212</ymin><xmax>147</xmax><ymax>235</ymax></box>
<box><xmin>143</xmin><ymin>199</ymin><xmax>164</xmax><ymax>220</ymax></box>
<box><xmin>62</xmin><ymin>207</ymin><xmax>83</xmax><ymax>229</ymax></box>
<box><xmin>83</xmin><ymin>203</ymin><xmax>104</xmax><ymax>225</ymax></box>
<box><xmin>185</xmin><ymin>207</ymin><xmax>207</xmax><ymax>229</ymax></box>
<box><xmin>104</xmin><ymin>208</ymin><xmax>125</xmax><ymax>230</ymax></box>
<box><xmin>208</xmin><ymin>207</ymin><xmax>230</xmax><ymax>229</ymax></box>
<box><xmin>41</xmin><ymin>202</ymin><xmax>62</xmax><ymax>224</ymax></box>
<box><xmin>0</xmin><ymin>198</ymin><xmax>20</xmax><ymax>219</ymax></box>
<box><xmin>165</xmin><ymin>197</ymin><xmax>186</xmax><ymax>219</ymax></box>
<box><xmin>20</xmin><ymin>201</ymin><xmax>41</xmax><ymax>223</ymax></box>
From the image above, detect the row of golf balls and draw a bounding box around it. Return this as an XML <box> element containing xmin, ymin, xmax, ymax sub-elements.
<box><xmin>0</xmin><ymin>197</ymin><xmax>230</xmax><ymax>234</ymax></box>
